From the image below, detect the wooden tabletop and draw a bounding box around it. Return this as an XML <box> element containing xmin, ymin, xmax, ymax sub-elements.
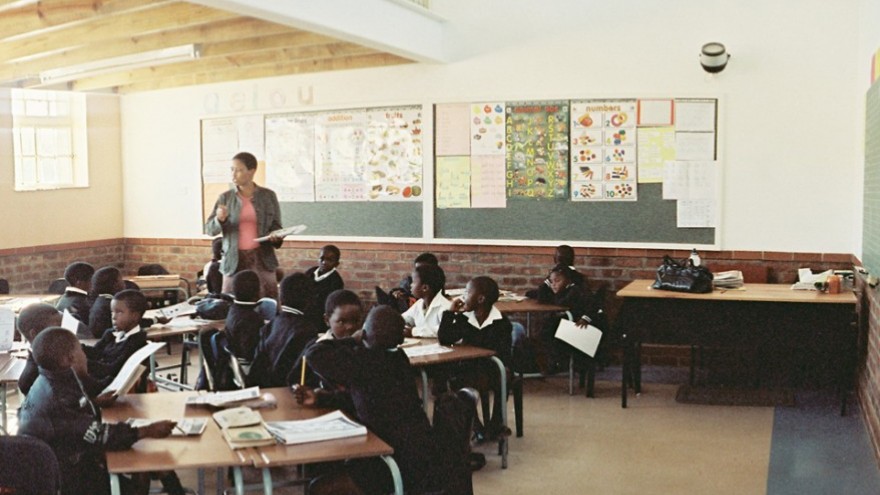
<box><xmin>617</xmin><ymin>279</ymin><xmax>857</xmax><ymax>305</ymax></box>
<box><xmin>146</xmin><ymin>319</ymin><xmax>225</xmax><ymax>340</ymax></box>
<box><xmin>0</xmin><ymin>354</ymin><xmax>25</xmax><ymax>384</ymax></box>
<box><xmin>0</xmin><ymin>294</ymin><xmax>61</xmax><ymax>312</ymax></box>
<box><xmin>496</xmin><ymin>299</ymin><xmax>567</xmax><ymax>313</ymax></box>
<box><xmin>404</xmin><ymin>340</ymin><xmax>495</xmax><ymax>367</ymax></box>
<box><xmin>127</xmin><ymin>275</ymin><xmax>185</xmax><ymax>290</ymax></box>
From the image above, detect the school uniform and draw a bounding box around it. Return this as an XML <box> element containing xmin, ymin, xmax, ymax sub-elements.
<box><xmin>18</xmin><ymin>367</ymin><xmax>141</xmax><ymax>495</ymax></box>
<box><xmin>56</xmin><ymin>287</ymin><xmax>91</xmax><ymax>325</ymax></box>
<box><xmin>83</xmin><ymin>326</ymin><xmax>148</xmax><ymax>388</ymax></box>
<box><xmin>305</xmin><ymin>337</ymin><xmax>457</xmax><ymax>495</ymax></box>
<box><xmin>19</xmin><ymin>351</ymin><xmax>103</xmax><ymax>398</ymax></box>
<box><xmin>305</xmin><ymin>266</ymin><xmax>344</xmax><ymax>317</ymax></box>
<box><xmin>248</xmin><ymin>306</ymin><xmax>319</xmax><ymax>387</ymax></box>
<box><xmin>536</xmin><ymin>283</ymin><xmax>595</xmax><ymax>370</ymax></box>
<box><xmin>86</xmin><ymin>295</ymin><xmax>113</xmax><ymax>339</ymax></box>
<box><xmin>225</xmin><ymin>301</ymin><xmax>264</xmax><ymax>362</ymax></box>
<box><xmin>525</xmin><ymin>266</ymin><xmax>586</xmax><ymax>300</ymax></box>
<box><xmin>402</xmin><ymin>294</ymin><xmax>452</xmax><ymax>338</ymax></box>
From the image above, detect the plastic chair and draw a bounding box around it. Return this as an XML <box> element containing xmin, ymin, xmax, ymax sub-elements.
<box><xmin>0</xmin><ymin>435</ymin><xmax>60</xmax><ymax>494</ymax></box>
<box><xmin>47</xmin><ymin>278</ymin><xmax>68</xmax><ymax>295</ymax></box>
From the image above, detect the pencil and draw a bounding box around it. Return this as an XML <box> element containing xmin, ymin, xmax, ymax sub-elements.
<box><xmin>300</xmin><ymin>357</ymin><xmax>307</xmax><ymax>386</ymax></box>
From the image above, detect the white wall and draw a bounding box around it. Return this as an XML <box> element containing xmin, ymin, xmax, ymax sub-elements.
<box><xmin>121</xmin><ymin>0</ymin><xmax>861</xmax><ymax>253</ymax></box>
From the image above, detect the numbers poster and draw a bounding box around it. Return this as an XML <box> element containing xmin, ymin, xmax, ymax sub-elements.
<box><xmin>505</xmin><ymin>101</ymin><xmax>569</xmax><ymax>199</ymax></box>
<box><xmin>570</xmin><ymin>100</ymin><xmax>638</xmax><ymax>201</ymax></box>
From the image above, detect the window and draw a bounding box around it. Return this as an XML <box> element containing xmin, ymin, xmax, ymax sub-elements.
<box><xmin>11</xmin><ymin>89</ymin><xmax>88</xmax><ymax>191</ymax></box>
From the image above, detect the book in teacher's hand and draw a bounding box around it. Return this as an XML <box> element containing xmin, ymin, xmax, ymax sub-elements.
<box><xmin>265</xmin><ymin>410</ymin><xmax>367</xmax><ymax>445</ymax></box>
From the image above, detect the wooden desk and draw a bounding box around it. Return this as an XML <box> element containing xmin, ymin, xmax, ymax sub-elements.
<box><xmin>102</xmin><ymin>391</ymin><xmax>250</xmax><ymax>495</ymax></box>
<box><xmin>615</xmin><ymin>280</ymin><xmax>857</xmax><ymax>412</ymax></box>
<box><xmin>127</xmin><ymin>275</ymin><xmax>189</xmax><ymax>301</ymax></box>
<box><xmin>0</xmin><ymin>294</ymin><xmax>60</xmax><ymax>313</ymax></box>
<box><xmin>0</xmin><ymin>353</ymin><xmax>25</xmax><ymax>433</ymax></box>
<box><xmin>146</xmin><ymin>319</ymin><xmax>224</xmax><ymax>391</ymax></box>
<box><xmin>496</xmin><ymin>299</ymin><xmax>566</xmax><ymax>335</ymax></box>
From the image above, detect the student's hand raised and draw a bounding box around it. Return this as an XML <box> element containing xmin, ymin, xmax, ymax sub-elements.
<box><xmin>138</xmin><ymin>420</ymin><xmax>176</xmax><ymax>439</ymax></box>
<box><xmin>291</xmin><ymin>385</ymin><xmax>317</xmax><ymax>407</ymax></box>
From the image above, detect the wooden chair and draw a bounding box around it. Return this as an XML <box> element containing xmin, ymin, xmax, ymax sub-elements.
<box><xmin>568</xmin><ymin>282</ymin><xmax>609</xmax><ymax>398</ymax></box>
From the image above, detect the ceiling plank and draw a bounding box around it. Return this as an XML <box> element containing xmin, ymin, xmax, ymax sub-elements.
<box><xmin>0</xmin><ymin>0</ymin><xmax>165</xmax><ymax>41</ymax></box>
<box><xmin>0</xmin><ymin>17</ymin><xmax>305</xmax><ymax>82</ymax></box>
<box><xmin>117</xmin><ymin>52</ymin><xmax>412</xmax><ymax>93</ymax></box>
<box><xmin>0</xmin><ymin>2</ymin><xmax>237</xmax><ymax>62</ymax></box>
<box><xmin>68</xmin><ymin>41</ymin><xmax>377</xmax><ymax>91</ymax></box>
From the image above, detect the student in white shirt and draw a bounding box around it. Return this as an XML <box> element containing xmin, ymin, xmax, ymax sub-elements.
<box><xmin>402</xmin><ymin>264</ymin><xmax>450</xmax><ymax>338</ymax></box>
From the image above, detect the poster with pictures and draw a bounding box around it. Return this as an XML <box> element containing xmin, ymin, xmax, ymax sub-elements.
<box><xmin>265</xmin><ymin>114</ymin><xmax>316</xmax><ymax>202</ymax></box>
<box><xmin>470</xmin><ymin>102</ymin><xmax>506</xmax><ymax>156</ymax></box>
<box><xmin>365</xmin><ymin>106</ymin><xmax>424</xmax><ymax>200</ymax></box>
<box><xmin>505</xmin><ymin>101</ymin><xmax>569</xmax><ymax>199</ymax></box>
<box><xmin>570</xmin><ymin>100</ymin><xmax>638</xmax><ymax>201</ymax></box>
<box><xmin>314</xmin><ymin>111</ymin><xmax>368</xmax><ymax>201</ymax></box>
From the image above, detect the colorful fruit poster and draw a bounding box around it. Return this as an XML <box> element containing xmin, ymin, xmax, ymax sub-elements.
<box><xmin>470</xmin><ymin>102</ymin><xmax>506</xmax><ymax>156</ymax></box>
<box><xmin>505</xmin><ymin>101</ymin><xmax>569</xmax><ymax>199</ymax></box>
<box><xmin>570</xmin><ymin>100</ymin><xmax>638</xmax><ymax>201</ymax></box>
<box><xmin>364</xmin><ymin>106</ymin><xmax>423</xmax><ymax>201</ymax></box>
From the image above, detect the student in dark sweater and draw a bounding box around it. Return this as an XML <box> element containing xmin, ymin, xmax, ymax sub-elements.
<box><xmin>303</xmin><ymin>306</ymin><xmax>472</xmax><ymax>495</ymax></box>
<box><xmin>55</xmin><ymin>262</ymin><xmax>95</xmax><ymax>326</ymax></box>
<box><xmin>438</xmin><ymin>276</ymin><xmax>513</xmax><ymax>437</ymax></box>
<box><xmin>526</xmin><ymin>244</ymin><xmax>586</xmax><ymax>300</ymax></box>
<box><xmin>199</xmin><ymin>237</ymin><xmax>224</xmax><ymax>294</ymax></box>
<box><xmin>388</xmin><ymin>252</ymin><xmax>439</xmax><ymax>312</ymax></box>
<box><xmin>83</xmin><ymin>290</ymin><xmax>149</xmax><ymax>389</ymax></box>
<box><xmin>248</xmin><ymin>273</ymin><xmax>320</xmax><ymax>387</ymax></box>
<box><xmin>535</xmin><ymin>264</ymin><xmax>596</xmax><ymax>374</ymax></box>
<box><xmin>225</xmin><ymin>270</ymin><xmax>264</xmax><ymax>364</ymax></box>
<box><xmin>87</xmin><ymin>266</ymin><xmax>125</xmax><ymax>339</ymax></box>
<box><xmin>304</xmin><ymin>245</ymin><xmax>344</xmax><ymax>328</ymax></box>
<box><xmin>18</xmin><ymin>328</ymin><xmax>175</xmax><ymax>495</ymax></box>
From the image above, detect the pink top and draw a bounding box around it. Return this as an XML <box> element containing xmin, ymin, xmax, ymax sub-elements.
<box><xmin>237</xmin><ymin>193</ymin><xmax>259</xmax><ymax>251</ymax></box>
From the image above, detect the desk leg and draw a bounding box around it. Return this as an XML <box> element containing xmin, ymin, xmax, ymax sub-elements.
<box><xmin>110</xmin><ymin>474</ymin><xmax>122</xmax><ymax>495</ymax></box>
<box><xmin>380</xmin><ymin>455</ymin><xmax>404</xmax><ymax>495</ymax></box>
<box><xmin>0</xmin><ymin>384</ymin><xmax>6</xmax><ymax>433</ymax></box>
<box><xmin>420</xmin><ymin>369</ymin><xmax>429</xmax><ymax>413</ymax></box>
<box><xmin>489</xmin><ymin>356</ymin><xmax>509</xmax><ymax>470</ymax></box>
<box><xmin>621</xmin><ymin>334</ymin><xmax>629</xmax><ymax>409</ymax></box>
<box><xmin>180</xmin><ymin>339</ymin><xmax>190</xmax><ymax>385</ymax></box>
<box><xmin>149</xmin><ymin>353</ymin><xmax>157</xmax><ymax>384</ymax></box>
<box><xmin>232</xmin><ymin>467</ymin><xmax>245</xmax><ymax>495</ymax></box>
<box><xmin>215</xmin><ymin>468</ymin><xmax>224</xmax><ymax>495</ymax></box>
<box><xmin>261</xmin><ymin>468</ymin><xmax>274</xmax><ymax>495</ymax></box>
<box><xmin>197</xmin><ymin>468</ymin><xmax>205</xmax><ymax>495</ymax></box>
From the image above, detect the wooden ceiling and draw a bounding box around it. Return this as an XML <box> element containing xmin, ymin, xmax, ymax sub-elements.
<box><xmin>0</xmin><ymin>0</ymin><xmax>415</xmax><ymax>94</ymax></box>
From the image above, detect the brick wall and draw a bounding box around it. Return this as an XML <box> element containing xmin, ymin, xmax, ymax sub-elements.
<box><xmin>858</xmin><ymin>273</ymin><xmax>880</xmax><ymax>464</ymax></box>
<box><xmin>0</xmin><ymin>239</ymin><xmax>124</xmax><ymax>293</ymax></box>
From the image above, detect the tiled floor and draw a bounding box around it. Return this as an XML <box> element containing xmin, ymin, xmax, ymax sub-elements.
<box><xmin>5</xmin><ymin>346</ymin><xmax>880</xmax><ymax>494</ymax></box>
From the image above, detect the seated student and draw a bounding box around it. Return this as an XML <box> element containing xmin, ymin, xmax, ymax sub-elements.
<box><xmin>17</xmin><ymin>327</ymin><xmax>175</xmax><ymax>495</ymax></box>
<box><xmin>225</xmin><ymin>270</ymin><xmax>264</xmax><ymax>365</ymax></box>
<box><xmin>83</xmin><ymin>289</ymin><xmax>150</xmax><ymax>388</ymax></box>
<box><xmin>535</xmin><ymin>264</ymin><xmax>596</xmax><ymax>374</ymax></box>
<box><xmin>248</xmin><ymin>273</ymin><xmax>320</xmax><ymax>387</ymax></box>
<box><xmin>305</xmin><ymin>245</ymin><xmax>344</xmax><ymax>327</ymax></box>
<box><xmin>402</xmin><ymin>264</ymin><xmax>451</xmax><ymax>338</ymax></box>
<box><xmin>17</xmin><ymin>303</ymin><xmax>91</xmax><ymax>396</ymax></box>
<box><xmin>438</xmin><ymin>276</ymin><xmax>513</xmax><ymax>438</ymax></box>
<box><xmin>55</xmin><ymin>261</ymin><xmax>95</xmax><ymax>325</ymax></box>
<box><xmin>199</xmin><ymin>237</ymin><xmax>224</xmax><ymax>294</ymax></box>
<box><xmin>386</xmin><ymin>252</ymin><xmax>439</xmax><ymax>312</ymax></box>
<box><xmin>87</xmin><ymin>266</ymin><xmax>125</xmax><ymax>339</ymax></box>
<box><xmin>526</xmin><ymin>244</ymin><xmax>585</xmax><ymax>300</ymax></box>
<box><xmin>303</xmin><ymin>306</ymin><xmax>473</xmax><ymax>495</ymax></box>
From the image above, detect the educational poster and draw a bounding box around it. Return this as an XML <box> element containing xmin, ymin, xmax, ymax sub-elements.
<box><xmin>570</xmin><ymin>100</ymin><xmax>637</xmax><ymax>201</ymax></box>
<box><xmin>471</xmin><ymin>155</ymin><xmax>506</xmax><ymax>208</ymax></box>
<box><xmin>265</xmin><ymin>114</ymin><xmax>316</xmax><ymax>202</ymax></box>
<box><xmin>201</xmin><ymin>118</ymin><xmax>238</xmax><ymax>185</ymax></box>
<box><xmin>435</xmin><ymin>156</ymin><xmax>471</xmax><ymax>208</ymax></box>
<box><xmin>637</xmin><ymin>126</ymin><xmax>675</xmax><ymax>183</ymax></box>
<box><xmin>637</xmin><ymin>99</ymin><xmax>675</xmax><ymax>126</ymax></box>
<box><xmin>365</xmin><ymin>106</ymin><xmax>424</xmax><ymax>200</ymax></box>
<box><xmin>314</xmin><ymin>111</ymin><xmax>368</xmax><ymax>201</ymax></box>
<box><xmin>435</xmin><ymin>103</ymin><xmax>470</xmax><ymax>156</ymax></box>
<box><xmin>471</xmin><ymin>102</ymin><xmax>506</xmax><ymax>156</ymax></box>
<box><xmin>505</xmin><ymin>101</ymin><xmax>569</xmax><ymax>199</ymax></box>
<box><xmin>236</xmin><ymin>115</ymin><xmax>265</xmax><ymax>161</ymax></box>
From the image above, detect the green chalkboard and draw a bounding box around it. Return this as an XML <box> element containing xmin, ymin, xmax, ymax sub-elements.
<box><xmin>280</xmin><ymin>202</ymin><xmax>422</xmax><ymax>238</ymax></box>
<box><xmin>863</xmin><ymin>81</ymin><xmax>880</xmax><ymax>273</ymax></box>
<box><xmin>435</xmin><ymin>183</ymin><xmax>714</xmax><ymax>243</ymax></box>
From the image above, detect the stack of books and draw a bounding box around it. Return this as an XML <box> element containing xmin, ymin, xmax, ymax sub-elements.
<box><xmin>212</xmin><ymin>407</ymin><xmax>275</xmax><ymax>449</ymax></box>
<box><xmin>712</xmin><ymin>270</ymin><xmax>744</xmax><ymax>289</ymax></box>
<box><xmin>265</xmin><ymin>410</ymin><xmax>367</xmax><ymax>445</ymax></box>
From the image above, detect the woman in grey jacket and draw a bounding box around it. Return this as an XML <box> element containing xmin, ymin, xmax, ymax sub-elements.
<box><xmin>205</xmin><ymin>152</ymin><xmax>284</xmax><ymax>298</ymax></box>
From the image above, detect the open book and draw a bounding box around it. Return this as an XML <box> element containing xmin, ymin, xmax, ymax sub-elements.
<box><xmin>265</xmin><ymin>410</ymin><xmax>367</xmax><ymax>445</ymax></box>
<box><xmin>101</xmin><ymin>342</ymin><xmax>166</xmax><ymax>396</ymax></box>
<box><xmin>144</xmin><ymin>301</ymin><xmax>198</xmax><ymax>321</ymax></box>
<box><xmin>127</xmin><ymin>418</ymin><xmax>208</xmax><ymax>436</ymax></box>
<box><xmin>212</xmin><ymin>407</ymin><xmax>275</xmax><ymax>449</ymax></box>
<box><xmin>253</xmin><ymin>224</ymin><xmax>307</xmax><ymax>242</ymax></box>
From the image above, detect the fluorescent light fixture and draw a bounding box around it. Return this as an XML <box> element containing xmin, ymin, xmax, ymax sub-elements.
<box><xmin>39</xmin><ymin>44</ymin><xmax>201</xmax><ymax>85</ymax></box>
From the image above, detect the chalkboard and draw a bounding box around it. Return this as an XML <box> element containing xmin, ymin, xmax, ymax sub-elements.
<box><xmin>281</xmin><ymin>201</ymin><xmax>422</xmax><ymax>238</ymax></box>
<box><xmin>863</xmin><ymin>81</ymin><xmax>880</xmax><ymax>273</ymax></box>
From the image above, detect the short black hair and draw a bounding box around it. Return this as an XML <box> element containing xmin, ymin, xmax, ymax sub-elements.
<box><xmin>211</xmin><ymin>237</ymin><xmax>223</xmax><ymax>260</ymax></box>
<box><xmin>470</xmin><ymin>276</ymin><xmax>500</xmax><ymax>306</ymax></box>
<box><xmin>321</xmin><ymin>245</ymin><xmax>341</xmax><ymax>259</ymax></box>
<box><xmin>555</xmin><ymin>245</ymin><xmax>575</xmax><ymax>266</ymax></box>
<box><xmin>233</xmin><ymin>152</ymin><xmax>258</xmax><ymax>170</ymax></box>
<box><xmin>549</xmin><ymin>264</ymin><xmax>573</xmax><ymax>282</ymax></box>
<box><xmin>64</xmin><ymin>262</ymin><xmax>94</xmax><ymax>285</ymax></box>
<box><xmin>91</xmin><ymin>266</ymin><xmax>121</xmax><ymax>297</ymax></box>
<box><xmin>414</xmin><ymin>252</ymin><xmax>438</xmax><ymax>266</ymax></box>
<box><xmin>363</xmin><ymin>306</ymin><xmax>404</xmax><ymax>350</ymax></box>
<box><xmin>324</xmin><ymin>289</ymin><xmax>361</xmax><ymax>316</ymax></box>
<box><xmin>17</xmin><ymin>303</ymin><xmax>60</xmax><ymax>343</ymax></box>
<box><xmin>415</xmin><ymin>264</ymin><xmax>446</xmax><ymax>294</ymax></box>
<box><xmin>32</xmin><ymin>327</ymin><xmax>79</xmax><ymax>372</ymax></box>
<box><xmin>279</xmin><ymin>273</ymin><xmax>312</xmax><ymax>310</ymax></box>
<box><xmin>232</xmin><ymin>270</ymin><xmax>261</xmax><ymax>302</ymax></box>
<box><xmin>112</xmin><ymin>289</ymin><xmax>148</xmax><ymax>316</ymax></box>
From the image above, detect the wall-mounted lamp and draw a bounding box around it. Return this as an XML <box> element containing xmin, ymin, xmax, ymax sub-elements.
<box><xmin>700</xmin><ymin>42</ymin><xmax>730</xmax><ymax>73</ymax></box>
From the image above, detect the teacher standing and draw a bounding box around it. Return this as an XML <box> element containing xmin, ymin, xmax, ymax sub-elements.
<box><xmin>205</xmin><ymin>152</ymin><xmax>283</xmax><ymax>299</ymax></box>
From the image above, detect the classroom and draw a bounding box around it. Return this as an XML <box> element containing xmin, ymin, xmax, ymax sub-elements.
<box><xmin>2</xmin><ymin>0</ymin><xmax>880</xmax><ymax>493</ymax></box>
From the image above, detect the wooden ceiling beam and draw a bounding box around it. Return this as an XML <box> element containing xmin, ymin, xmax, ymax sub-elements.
<box><xmin>0</xmin><ymin>0</ymin><xmax>164</xmax><ymax>41</ymax></box>
<box><xmin>0</xmin><ymin>2</ymin><xmax>236</xmax><ymax>62</ymax></box>
<box><xmin>116</xmin><ymin>52</ymin><xmax>412</xmax><ymax>93</ymax></box>
<box><xmin>0</xmin><ymin>17</ymin><xmax>302</xmax><ymax>82</ymax></box>
<box><xmin>68</xmin><ymin>41</ymin><xmax>375</xmax><ymax>91</ymax></box>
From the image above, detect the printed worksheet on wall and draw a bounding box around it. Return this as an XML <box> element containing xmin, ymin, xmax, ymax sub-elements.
<box><xmin>265</xmin><ymin>114</ymin><xmax>316</xmax><ymax>202</ymax></box>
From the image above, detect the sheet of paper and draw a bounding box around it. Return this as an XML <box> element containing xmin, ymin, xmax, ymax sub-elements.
<box><xmin>435</xmin><ymin>103</ymin><xmax>471</xmax><ymax>156</ymax></box>
<box><xmin>470</xmin><ymin>155</ymin><xmax>506</xmax><ymax>208</ymax></box>
<box><xmin>0</xmin><ymin>308</ymin><xmax>13</xmax><ymax>352</ymax></box>
<box><xmin>637</xmin><ymin>99</ymin><xmax>675</xmax><ymax>126</ymax></box>
<box><xmin>436</xmin><ymin>156</ymin><xmax>471</xmax><ymax>208</ymax></box>
<box><xmin>265</xmin><ymin>114</ymin><xmax>316</xmax><ymax>202</ymax></box>
<box><xmin>236</xmin><ymin>115</ymin><xmax>265</xmax><ymax>161</ymax></box>
<box><xmin>186</xmin><ymin>386</ymin><xmax>261</xmax><ymax>406</ymax></box>
<box><xmin>686</xmin><ymin>161</ymin><xmax>716</xmax><ymax>200</ymax></box>
<box><xmin>102</xmin><ymin>342</ymin><xmax>165</xmax><ymax>395</ymax></box>
<box><xmin>61</xmin><ymin>309</ymin><xmax>79</xmax><ymax>334</ymax></box>
<box><xmin>554</xmin><ymin>319</ymin><xmax>603</xmax><ymax>357</ymax></box>
<box><xmin>253</xmin><ymin>224</ymin><xmax>307</xmax><ymax>242</ymax></box>
<box><xmin>677</xmin><ymin>199</ymin><xmax>716</xmax><ymax>227</ymax></box>
<box><xmin>637</xmin><ymin>127</ymin><xmax>675</xmax><ymax>183</ymax></box>
<box><xmin>675</xmin><ymin>100</ymin><xmax>716</xmax><ymax>132</ymax></box>
<box><xmin>402</xmin><ymin>343</ymin><xmax>453</xmax><ymax>357</ymax></box>
<box><xmin>676</xmin><ymin>132</ymin><xmax>715</xmax><ymax>161</ymax></box>
<box><xmin>662</xmin><ymin>161</ymin><xmax>687</xmax><ymax>199</ymax></box>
